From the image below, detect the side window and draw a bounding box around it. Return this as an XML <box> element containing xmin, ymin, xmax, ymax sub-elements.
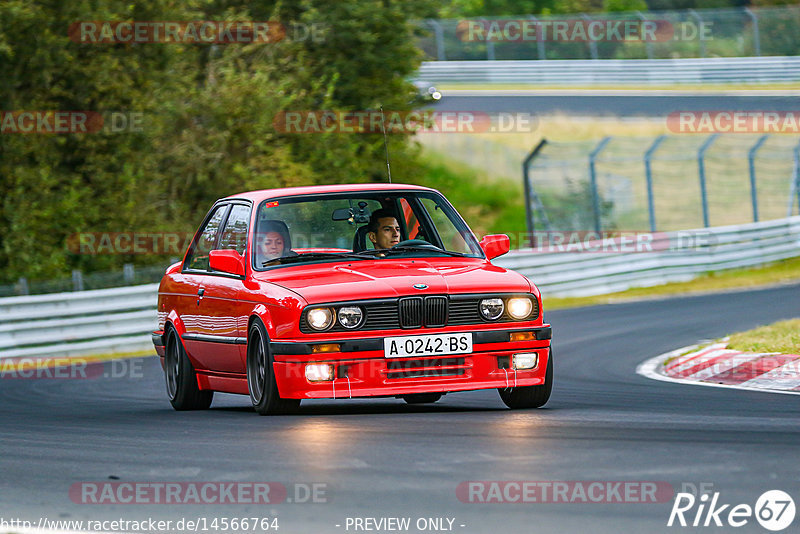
<box><xmin>218</xmin><ymin>204</ymin><xmax>250</xmax><ymax>256</ymax></box>
<box><xmin>184</xmin><ymin>205</ymin><xmax>228</xmax><ymax>271</ymax></box>
<box><xmin>419</xmin><ymin>197</ymin><xmax>471</xmax><ymax>253</ymax></box>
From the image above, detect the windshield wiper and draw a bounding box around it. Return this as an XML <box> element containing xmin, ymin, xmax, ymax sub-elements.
<box><xmin>381</xmin><ymin>245</ymin><xmax>469</xmax><ymax>257</ymax></box>
<box><xmin>262</xmin><ymin>252</ymin><xmax>370</xmax><ymax>267</ymax></box>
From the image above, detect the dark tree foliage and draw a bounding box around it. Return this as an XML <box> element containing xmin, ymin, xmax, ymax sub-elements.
<box><xmin>0</xmin><ymin>0</ymin><xmax>431</xmax><ymax>283</ymax></box>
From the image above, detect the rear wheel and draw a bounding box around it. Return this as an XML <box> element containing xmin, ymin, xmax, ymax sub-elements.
<box><xmin>498</xmin><ymin>348</ymin><xmax>553</xmax><ymax>409</ymax></box>
<box><xmin>402</xmin><ymin>393</ymin><xmax>443</xmax><ymax>404</ymax></box>
<box><xmin>164</xmin><ymin>327</ymin><xmax>213</xmax><ymax>410</ymax></box>
<box><xmin>247</xmin><ymin>319</ymin><xmax>300</xmax><ymax>415</ymax></box>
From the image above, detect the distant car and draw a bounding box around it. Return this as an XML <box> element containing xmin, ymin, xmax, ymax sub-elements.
<box><xmin>413</xmin><ymin>80</ymin><xmax>442</xmax><ymax>101</ymax></box>
<box><xmin>152</xmin><ymin>184</ymin><xmax>552</xmax><ymax>414</ymax></box>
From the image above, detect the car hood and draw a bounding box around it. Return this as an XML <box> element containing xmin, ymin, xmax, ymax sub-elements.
<box><xmin>253</xmin><ymin>258</ymin><xmax>533</xmax><ymax>304</ymax></box>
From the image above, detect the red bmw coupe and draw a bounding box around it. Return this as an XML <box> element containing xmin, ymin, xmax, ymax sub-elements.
<box><xmin>152</xmin><ymin>184</ymin><xmax>552</xmax><ymax>414</ymax></box>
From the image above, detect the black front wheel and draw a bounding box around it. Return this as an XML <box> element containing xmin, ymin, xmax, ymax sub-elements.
<box><xmin>247</xmin><ymin>319</ymin><xmax>300</xmax><ymax>415</ymax></box>
<box><xmin>164</xmin><ymin>327</ymin><xmax>213</xmax><ymax>411</ymax></box>
<box><xmin>498</xmin><ymin>348</ymin><xmax>553</xmax><ymax>409</ymax></box>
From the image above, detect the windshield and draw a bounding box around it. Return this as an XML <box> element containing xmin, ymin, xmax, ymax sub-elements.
<box><xmin>252</xmin><ymin>190</ymin><xmax>483</xmax><ymax>269</ymax></box>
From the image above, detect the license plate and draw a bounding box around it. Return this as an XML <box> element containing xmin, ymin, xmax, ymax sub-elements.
<box><xmin>384</xmin><ymin>333</ymin><xmax>473</xmax><ymax>358</ymax></box>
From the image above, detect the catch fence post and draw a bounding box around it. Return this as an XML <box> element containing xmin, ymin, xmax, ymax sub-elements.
<box><xmin>522</xmin><ymin>139</ymin><xmax>549</xmax><ymax>247</ymax></box>
<box><xmin>427</xmin><ymin>20</ymin><xmax>446</xmax><ymax>61</ymax></box>
<box><xmin>72</xmin><ymin>270</ymin><xmax>84</xmax><ymax>292</ymax></box>
<box><xmin>529</xmin><ymin>16</ymin><xmax>546</xmax><ymax>60</ymax></box>
<box><xmin>744</xmin><ymin>8</ymin><xmax>761</xmax><ymax>57</ymax></box>
<box><xmin>581</xmin><ymin>14</ymin><xmax>599</xmax><ymax>59</ymax></box>
<box><xmin>790</xmin><ymin>140</ymin><xmax>800</xmax><ymax>217</ymax></box>
<box><xmin>747</xmin><ymin>134</ymin><xmax>769</xmax><ymax>222</ymax></box>
<box><xmin>697</xmin><ymin>134</ymin><xmax>719</xmax><ymax>228</ymax></box>
<box><xmin>635</xmin><ymin>11</ymin><xmax>654</xmax><ymax>59</ymax></box>
<box><xmin>688</xmin><ymin>9</ymin><xmax>706</xmax><ymax>57</ymax></box>
<box><xmin>644</xmin><ymin>135</ymin><xmax>666</xmax><ymax>232</ymax></box>
<box><xmin>481</xmin><ymin>19</ymin><xmax>496</xmax><ymax>60</ymax></box>
<box><xmin>589</xmin><ymin>137</ymin><xmax>613</xmax><ymax>234</ymax></box>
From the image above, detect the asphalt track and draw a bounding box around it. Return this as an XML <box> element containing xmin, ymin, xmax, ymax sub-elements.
<box><xmin>1</xmin><ymin>283</ymin><xmax>799</xmax><ymax>534</ymax></box>
<box><xmin>433</xmin><ymin>92</ymin><xmax>800</xmax><ymax>116</ymax></box>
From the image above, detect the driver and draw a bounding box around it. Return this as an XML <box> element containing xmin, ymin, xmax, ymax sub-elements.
<box><xmin>367</xmin><ymin>208</ymin><xmax>401</xmax><ymax>249</ymax></box>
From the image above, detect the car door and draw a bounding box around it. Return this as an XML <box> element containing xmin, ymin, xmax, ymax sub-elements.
<box><xmin>179</xmin><ymin>203</ymin><xmax>230</xmax><ymax>371</ymax></box>
<box><xmin>183</xmin><ymin>202</ymin><xmax>252</xmax><ymax>374</ymax></box>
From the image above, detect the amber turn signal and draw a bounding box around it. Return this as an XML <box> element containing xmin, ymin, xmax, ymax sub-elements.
<box><xmin>311</xmin><ymin>343</ymin><xmax>341</xmax><ymax>353</ymax></box>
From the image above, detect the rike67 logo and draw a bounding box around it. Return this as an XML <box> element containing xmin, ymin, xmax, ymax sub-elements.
<box><xmin>668</xmin><ymin>490</ymin><xmax>795</xmax><ymax>531</ymax></box>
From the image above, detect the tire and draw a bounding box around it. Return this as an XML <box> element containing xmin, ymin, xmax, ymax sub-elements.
<box><xmin>164</xmin><ymin>327</ymin><xmax>213</xmax><ymax>411</ymax></box>
<box><xmin>247</xmin><ymin>319</ymin><xmax>300</xmax><ymax>415</ymax></box>
<box><xmin>402</xmin><ymin>393</ymin><xmax>443</xmax><ymax>404</ymax></box>
<box><xmin>498</xmin><ymin>348</ymin><xmax>553</xmax><ymax>409</ymax></box>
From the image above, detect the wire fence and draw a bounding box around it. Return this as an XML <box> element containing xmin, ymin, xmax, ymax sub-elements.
<box><xmin>418</xmin><ymin>133</ymin><xmax>800</xmax><ymax>233</ymax></box>
<box><xmin>416</xmin><ymin>5</ymin><xmax>800</xmax><ymax>61</ymax></box>
<box><xmin>524</xmin><ymin>134</ymin><xmax>800</xmax><ymax>233</ymax></box>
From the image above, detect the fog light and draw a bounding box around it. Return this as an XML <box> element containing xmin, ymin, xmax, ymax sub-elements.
<box><xmin>305</xmin><ymin>363</ymin><xmax>335</xmax><ymax>382</ymax></box>
<box><xmin>512</xmin><ymin>353</ymin><xmax>538</xmax><ymax>370</ymax></box>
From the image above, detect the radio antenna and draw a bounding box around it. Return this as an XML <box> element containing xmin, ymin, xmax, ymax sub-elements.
<box><xmin>380</xmin><ymin>106</ymin><xmax>392</xmax><ymax>183</ymax></box>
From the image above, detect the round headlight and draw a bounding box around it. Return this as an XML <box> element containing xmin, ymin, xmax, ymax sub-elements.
<box><xmin>307</xmin><ymin>307</ymin><xmax>334</xmax><ymax>331</ymax></box>
<box><xmin>479</xmin><ymin>298</ymin><xmax>504</xmax><ymax>320</ymax></box>
<box><xmin>507</xmin><ymin>297</ymin><xmax>533</xmax><ymax>319</ymax></box>
<box><xmin>338</xmin><ymin>306</ymin><xmax>363</xmax><ymax>329</ymax></box>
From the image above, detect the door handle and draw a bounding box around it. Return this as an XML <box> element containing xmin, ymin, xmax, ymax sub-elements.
<box><xmin>197</xmin><ymin>287</ymin><xmax>205</xmax><ymax>305</ymax></box>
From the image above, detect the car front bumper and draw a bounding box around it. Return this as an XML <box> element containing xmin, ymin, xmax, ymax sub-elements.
<box><xmin>271</xmin><ymin>327</ymin><xmax>551</xmax><ymax>399</ymax></box>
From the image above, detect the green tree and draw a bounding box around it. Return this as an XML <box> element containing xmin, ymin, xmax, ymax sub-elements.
<box><xmin>0</xmin><ymin>0</ymin><xmax>433</xmax><ymax>284</ymax></box>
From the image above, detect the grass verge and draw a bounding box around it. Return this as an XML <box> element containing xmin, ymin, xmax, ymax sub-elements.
<box><xmin>726</xmin><ymin>319</ymin><xmax>800</xmax><ymax>354</ymax></box>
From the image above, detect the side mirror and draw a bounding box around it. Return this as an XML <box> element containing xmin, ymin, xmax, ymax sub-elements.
<box><xmin>209</xmin><ymin>249</ymin><xmax>245</xmax><ymax>276</ymax></box>
<box><xmin>479</xmin><ymin>234</ymin><xmax>510</xmax><ymax>260</ymax></box>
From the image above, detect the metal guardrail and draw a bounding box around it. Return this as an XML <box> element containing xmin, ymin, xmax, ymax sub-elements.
<box><xmin>1</xmin><ymin>216</ymin><xmax>798</xmax><ymax>360</ymax></box>
<box><xmin>495</xmin><ymin>216</ymin><xmax>800</xmax><ymax>297</ymax></box>
<box><xmin>416</xmin><ymin>56</ymin><xmax>800</xmax><ymax>85</ymax></box>
<box><xmin>0</xmin><ymin>284</ymin><xmax>158</xmax><ymax>360</ymax></box>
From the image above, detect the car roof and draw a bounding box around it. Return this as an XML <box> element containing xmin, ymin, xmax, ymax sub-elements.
<box><xmin>222</xmin><ymin>183</ymin><xmax>437</xmax><ymax>203</ymax></box>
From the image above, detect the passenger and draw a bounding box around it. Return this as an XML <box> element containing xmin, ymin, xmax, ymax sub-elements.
<box><xmin>260</xmin><ymin>232</ymin><xmax>285</xmax><ymax>261</ymax></box>
<box><xmin>258</xmin><ymin>221</ymin><xmax>294</xmax><ymax>262</ymax></box>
